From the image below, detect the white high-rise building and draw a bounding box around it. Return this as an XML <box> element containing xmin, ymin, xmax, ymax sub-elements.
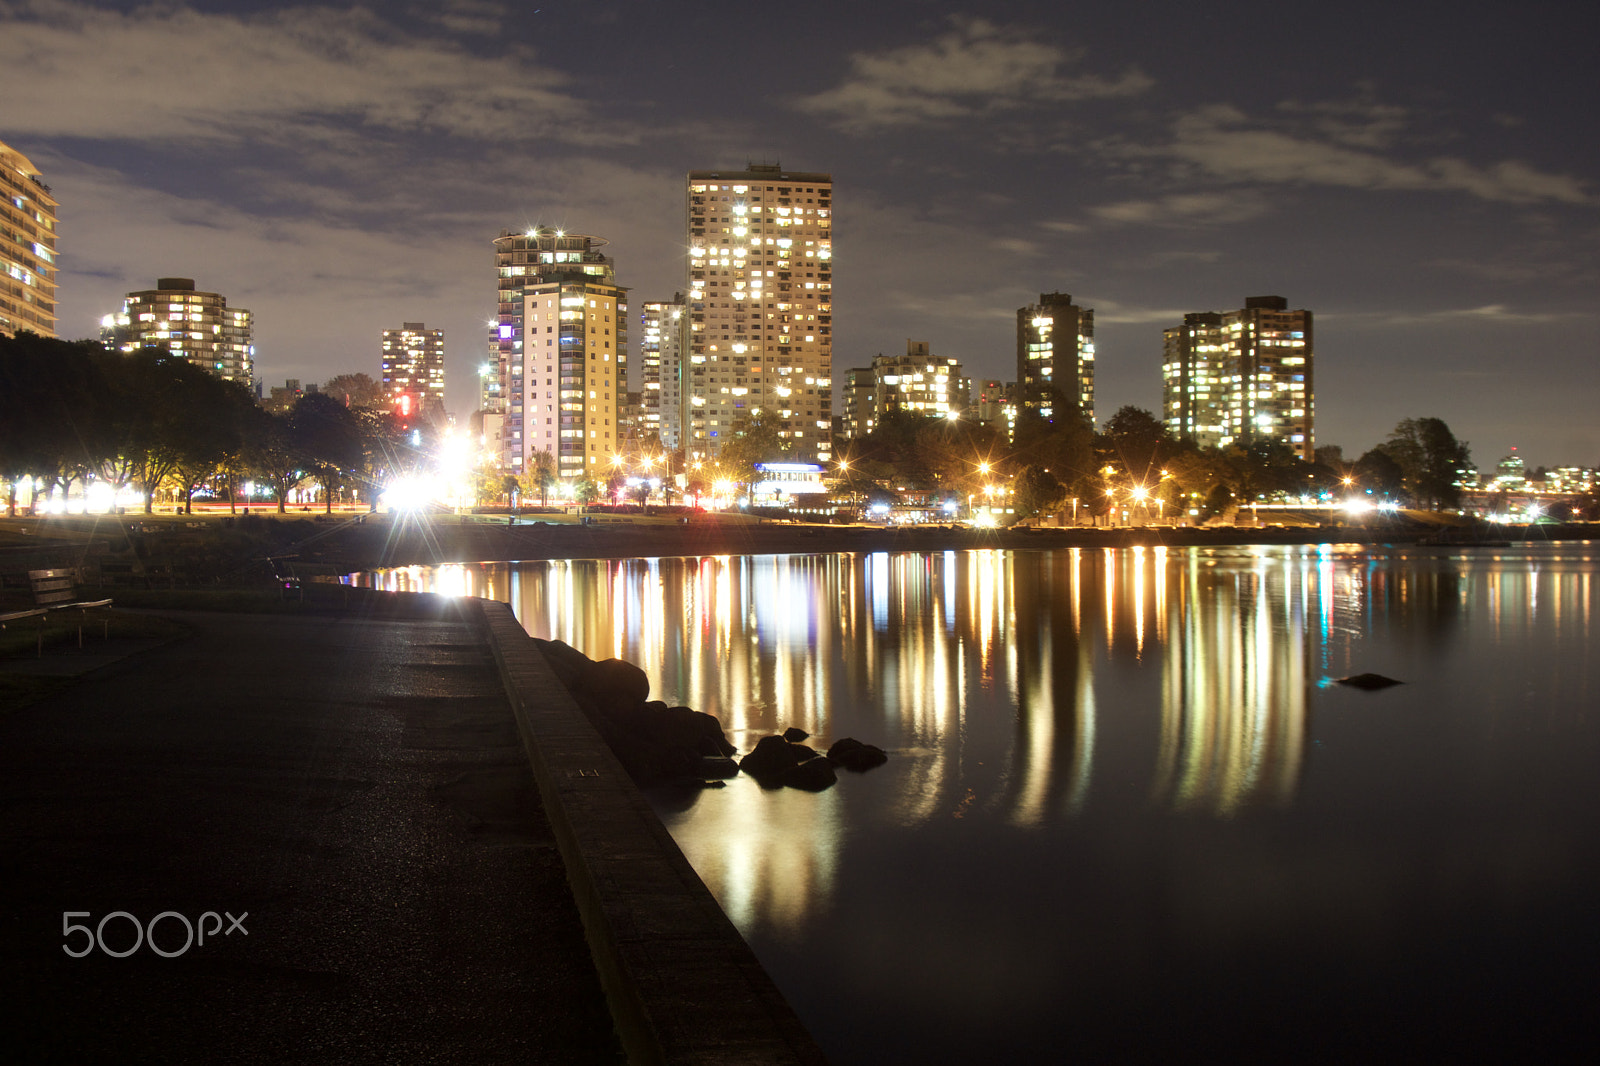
<box><xmin>639</xmin><ymin>294</ymin><xmax>688</xmax><ymax>450</ymax></box>
<box><xmin>686</xmin><ymin>165</ymin><xmax>832</xmax><ymax>462</ymax></box>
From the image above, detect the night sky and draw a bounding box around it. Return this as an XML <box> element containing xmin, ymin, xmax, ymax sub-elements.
<box><xmin>4</xmin><ymin>0</ymin><xmax>1596</xmax><ymax>469</ymax></box>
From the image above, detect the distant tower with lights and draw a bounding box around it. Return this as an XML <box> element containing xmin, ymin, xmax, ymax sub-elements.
<box><xmin>381</xmin><ymin>322</ymin><xmax>445</xmax><ymax>424</ymax></box>
<box><xmin>0</xmin><ymin>140</ymin><xmax>58</xmax><ymax>339</ymax></box>
<box><xmin>102</xmin><ymin>277</ymin><xmax>253</xmax><ymax>385</ymax></box>
<box><xmin>490</xmin><ymin>228</ymin><xmax>627</xmax><ymax>480</ymax></box>
<box><xmin>1161</xmin><ymin>295</ymin><xmax>1313</xmax><ymax>460</ymax></box>
<box><xmin>1017</xmin><ymin>292</ymin><xmax>1094</xmax><ymax>427</ymax></box>
<box><xmin>685</xmin><ymin>164</ymin><xmax>833</xmax><ymax>462</ymax></box>
<box><xmin>639</xmin><ymin>294</ymin><xmax>688</xmax><ymax>450</ymax></box>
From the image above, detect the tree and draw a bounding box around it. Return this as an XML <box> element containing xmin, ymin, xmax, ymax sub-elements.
<box><xmin>1381</xmin><ymin>417</ymin><xmax>1472</xmax><ymax>510</ymax></box>
<box><xmin>530</xmin><ymin>449</ymin><xmax>557</xmax><ymax>505</ymax></box>
<box><xmin>169</xmin><ymin>376</ymin><xmax>256</xmax><ymax>514</ymax></box>
<box><xmin>1101</xmin><ymin>405</ymin><xmax>1173</xmax><ymax>484</ymax></box>
<box><xmin>573</xmin><ymin>477</ymin><xmax>600</xmax><ymax>510</ymax></box>
<box><xmin>718</xmin><ymin>411</ymin><xmax>788</xmax><ymax>489</ymax></box>
<box><xmin>292</xmin><ymin>392</ymin><xmax>366</xmax><ymax>513</ymax></box>
<box><xmin>321</xmin><ymin>372</ymin><xmax>385</xmax><ymax>410</ymax></box>
<box><xmin>244</xmin><ymin>410</ymin><xmax>305</xmax><ymax>513</ymax></box>
<box><xmin>1353</xmin><ymin>448</ymin><xmax>1406</xmax><ymax>502</ymax></box>
<box><xmin>1014</xmin><ymin>465</ymin><xmax>1067</xmax><ymax>521</ymax></box>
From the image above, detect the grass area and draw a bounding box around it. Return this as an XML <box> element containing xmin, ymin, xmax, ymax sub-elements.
<box><xmin>0</xmin><ymin>608</ymin><xmax>190</xmax><ymax>660</ymax></box>
<box><xmin>0</xmin><ymin>672</ymin><xmax>73</xmax><ymax>714</ymax></box>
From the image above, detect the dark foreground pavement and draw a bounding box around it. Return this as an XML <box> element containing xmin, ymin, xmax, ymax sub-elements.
<box><xmin>0</xmin><ymin>607</ymin><xmax>622</xmax><ymax>1064</ymax></box>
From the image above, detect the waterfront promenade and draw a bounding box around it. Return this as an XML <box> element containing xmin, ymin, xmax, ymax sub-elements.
<box><xmin>0</xmin><ymin>596</ymin><xmax>825</xmax><ymax>1064</ymax></box>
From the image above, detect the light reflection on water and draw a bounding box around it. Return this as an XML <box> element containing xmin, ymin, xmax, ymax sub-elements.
<box><xmin>353</xmin><ymin>543</ymin><xmax>1600</xmax><ymax>1062</ymax></box>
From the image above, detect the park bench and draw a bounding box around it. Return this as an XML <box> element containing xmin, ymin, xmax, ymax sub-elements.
<box><xmin>0</xmin><ymin>569</ymin><xmax>114</xmax><ymax>657</ymax></box>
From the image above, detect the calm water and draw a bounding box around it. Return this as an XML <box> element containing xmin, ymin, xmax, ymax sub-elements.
<box><xmin>357</xmin><ymin>544</ymin><xmax>1600</xmax><ymax>1061</ymax></box>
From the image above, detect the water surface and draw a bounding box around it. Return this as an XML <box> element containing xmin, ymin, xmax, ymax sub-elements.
<box><xmin>359</xmin><ymin>544</ymin><xmax>1600</xmax><ymax>1061</ymax></box>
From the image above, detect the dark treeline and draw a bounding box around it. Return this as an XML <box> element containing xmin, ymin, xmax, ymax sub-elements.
<box><xmin>0</xmin><ymin>332</ymin><xmax>423</xmax><ymax>516</ymax></box>
<box><xmin>816</xmin><ymin>392</ymin><xmax>1475</xmax><ymax>521</ymax></box>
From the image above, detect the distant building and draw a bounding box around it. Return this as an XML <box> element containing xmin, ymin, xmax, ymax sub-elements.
<box><xmin>1161</xmin><ymin>295</ymin><xmax>1313</xmax><ymax>460</ymax></box>
<box><xmin>839</xmin><ymin>366</ymin><xmax>877</xmax><ymax>439</ymax></box>
<box><xmin>839</xmin><ymin>341</ymin><xmax>969</xmax><ymax>440</ymax></box>
<box><xmin>974</xmin><ymin>380</ymin><xmax>1016</xmax><ymax>442</ymax></box>
<box><xmin>686</xmin><ymin>164</ymin><xmax>833</xmax><ymax>462</ymax></box>
<box><xmin>491</xmin><ymin>229</ymin><xmax>627</xmax><ymax>481</ymax></box>
<box><xmin>1017</xmin><ymin>292</ymin><xmax>1094</xmax><ymax>426</ymax></box>
<box><xmin>381</xmin><ymin>322</ymin><xmax>446</xmax><ymax>425</ymax></box>
<box><xmin>102</xmin><ymin>278</ymin><xmax>254</xmax><ymax>385</ymax></box>
<box><xmin>639</xmin><ymin>295</ymin><xmax>688</xmax><ymax>450</ymax></box>
<box><xmin>0</xmin><ymin>139</ymin><xmax>59</xmax><ymax>339</ymax></box>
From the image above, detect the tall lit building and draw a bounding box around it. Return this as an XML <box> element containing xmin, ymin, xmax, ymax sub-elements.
<box><xmin>102</xmin><ymin>278</ymin><xmax>253</xmax><ymax>384</ymax></box>
<box><xmin>1</xmin><ymin>139</ymin><xmax>59</xmax><ymax>339</ymax></box>
<box><xmin>839</xmin><ymin>341</ymin><xmax>969</xmax><ymax>439</ymax></box>
<box><xmin>640</xmin><ymin>294</ymin><xmax>688</xmax><ymax>450</ymax></box>
<box><xmin>686</xmin><ymin>165</ymin><xmax>832</xmax><ymax>462</ymax></box>
<box><xmin>488</xmin><ymin>228</ymin><xmax>618</xmax><ymax>415</ymax></box>
<box><xmin>1016</xmin><ymin>292</ymin><xmax>1093</xmax><ymax>425</ymax></box>
<box><xmin>1161</xmin><ymin>295</ymin><xmax>1313</xmax><ymax>460</ymax></box>
<box><xmin>491</xmin><ymin>228</ymin><xmax>627</xmax><ymax>480</ymax></box>
<box><xmin>381</xmin><ymin>322</ymin><xmax>445</xmax><ymax>423</ymax></box>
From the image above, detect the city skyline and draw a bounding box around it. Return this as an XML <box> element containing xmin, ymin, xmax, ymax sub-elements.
<box><xmin>1</xmin><ymin>0</ymin><xmax>1595</xmax><ymax>468</ymax></box>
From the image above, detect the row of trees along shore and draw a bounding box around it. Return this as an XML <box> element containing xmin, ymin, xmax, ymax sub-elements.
<box><xmin>0</xmin><ymin>333</ymin><xmax>421</xmax><ymax>517</ymax></box>
<box><xmin>731</xmin><ymin>388</ymin><xmax>1477</xmax><ymax>521</ymax></box>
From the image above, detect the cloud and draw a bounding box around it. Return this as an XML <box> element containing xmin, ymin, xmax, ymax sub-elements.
<box><xmin>1151</xmin><ymin>105</ymin><xmax>1592</xmax><ymax>206</ymax></box>
<box><xmin>420</xmin><ymin>0</ymin><xmax>506</xmax><ymax>36</ymax></box>
<box><xmin>1089</xmin><ymin>190</ymin><xmax>1270</xmax><ymax>227</ymax></box>
<box><xmin>0</xmin><ymin>0</ymin><xmax>620</xmax><ymax>144</ymax></box>
<box><xmin>793</xmin><ymin>17</ymin><xmax>1150</xmax><ymax>133</ymax></box>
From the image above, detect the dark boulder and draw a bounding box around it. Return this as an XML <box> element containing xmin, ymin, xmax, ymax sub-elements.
<box><xmin>783</xmin><ymin>756</ymin><xmax>837</xmax><ymax>792</ymax></box>
<box><xmin>740</xmin><ymin>735</ymin><xmax>810</xmax><ymax>781</ymax></box>
<box><xmin>533</xmin><ymin>637</ymin><xmax>592</xmax><ymax>689</ymax></box>
<box><xmin>584</xmin><ymin>657</ymin><xmax>650</xmax><ymax>708</ymax></box>
<box><xmin>1336</xmin><ymin>673</ymin><xmax>1403</xmax><ymax>690</ymax></box>
<box><xmin>782</xmin><ymin>726</ymin><xmax>810</xmax><ymax>743</ymax></box>
<box><xmin>828</xmin><ymin>737</ymin><xmax>889</xmax><ymax>772</ymax></box>
<box><xmin>697</xmin><ymin>755</ymin><xmax>741</xmax><ymax>779</ymax></box>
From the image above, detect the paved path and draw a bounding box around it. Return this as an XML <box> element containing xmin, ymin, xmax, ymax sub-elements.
<box><xmin>0</xmin><ymin>608</ymin><xmax>622</xmax><ymax>1064</ymax></box>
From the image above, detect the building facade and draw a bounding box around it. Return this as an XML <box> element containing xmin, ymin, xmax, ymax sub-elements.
<box><xmin>974</xmin><ymin>380</ymin><xmax>1016</xmax><ymax>442</ymax></box>
<box><xmin>506</xmin><ymin>279</ymin><xmax>628</xmax><ymax>482</ymax></box>
<box><xmin>102</xmin><ymin>278</ymin><xmax>254</xmax><ymax>384</ymax></box>
<box><xmin>838</xmin><ymin>341</ymin><xmax>969</xmax><ymax>440</ymax></box>
<box><xmin>1017</xmin><ymin>292</ymin><xmax>1094</xmax><ymax>426</ymax></box>
<box><xmin>686</xmin><ymin>165</ymin><xmax>832</xmax><ymax>462</ymax></box>
<box><xmin>488</xmin><ymin>228</ymin><xmax>618</xmax><ymax>417</ymax></box>
<box><xmin>381</xmin><ymin>322</ymin><xmax>445</xmax><ymax>424</ymax></box>
<box><xmin>1161</xmin><ymin>295</ymin><xmax>1313</xmax><ymax>460</ymax></box>
<box><xmin>1</xmin><ymin>139</ymin><xmax>59</xmax><ymax>339</ymax></box>
<box><xmin>639</xmin><ymin>295</ymin><xmax>688</xmax><ymax>451</ymax></box>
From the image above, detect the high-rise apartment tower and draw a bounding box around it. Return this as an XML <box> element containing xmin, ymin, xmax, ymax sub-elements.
<box><xmin>491</xmin><ymin>228</ymin><xmax>627</xmax><ymax>480</ymax></box>
<box><xmin>1161</xmin><ymin>295</ymin><xmax>1313</xmax><ymax>460</ymax></box>
<box><xmin>1017</xmin><ymin>292</ymin><xmax>1094</xmax><ymax>426</ymax></box>
<box><xmin>381</xmin><ymin>322</ymin><xmax>445</xmax><ymax>423</ymax></box>
<box><xmin>1</xmin><ymin>140</ymin><xmax>59</xmax><ymax>339</ymax></box>
<box><xmin>639</xmin><ymin>295</ymin><xmax>688</xmax><ymax>450</ymax></box>
<box><xmin>102</xmin><ymin>278</ymin><xmax>253</xmax><ymax>384</ymax></box>
<box><xmin>686</xmin><ymin>164</ymin><xmax>833</xmax><ymax>462</ymax></box>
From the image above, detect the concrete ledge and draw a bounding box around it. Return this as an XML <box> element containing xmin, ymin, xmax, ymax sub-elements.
<box><xmin>476</xmin><ymin>599</ymin><xmax>828</xmax><ymax>1066</ymax></box>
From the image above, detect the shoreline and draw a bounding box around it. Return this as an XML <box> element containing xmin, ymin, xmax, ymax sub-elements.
<box><xmin>5</xmin><ymin>512</ymin><xmax>1594</xmax><ymax>581</ymax></box>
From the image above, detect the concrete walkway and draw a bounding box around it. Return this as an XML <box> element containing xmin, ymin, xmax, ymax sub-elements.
<box><xmin>0</xmin><ymin>605</ymin><xmax>622</xmax><ymax>1064</ymax></box>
